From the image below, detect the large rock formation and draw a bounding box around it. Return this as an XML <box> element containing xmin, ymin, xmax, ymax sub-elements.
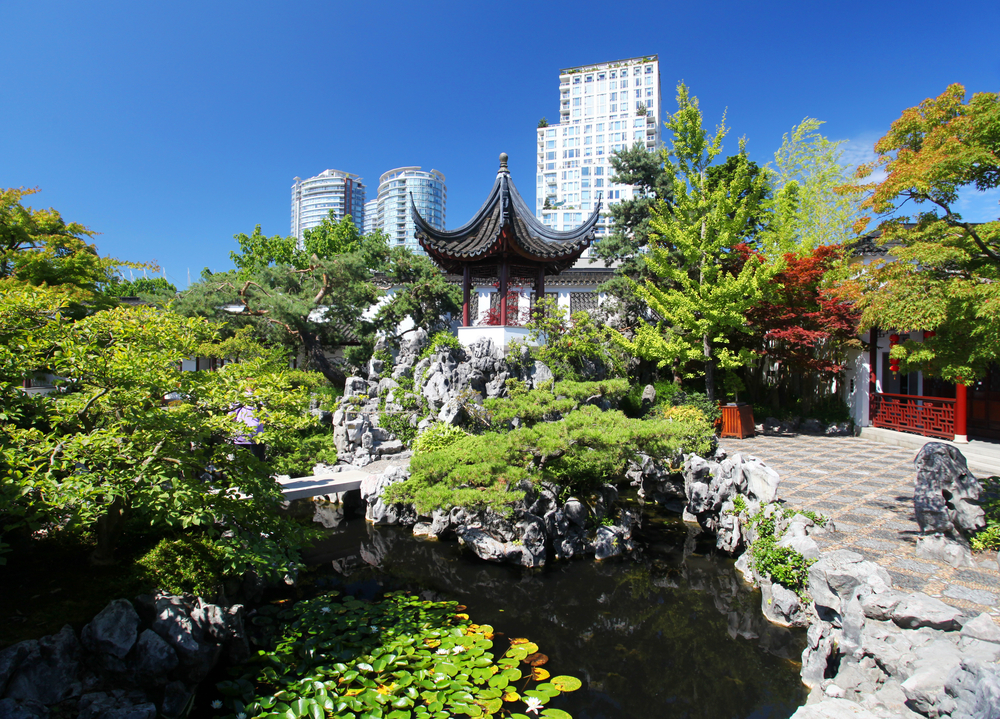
<box><xmin>0</xmin><ymin>596</ymin><xmax>248</xmax><ymax>719</ymax></box>
<box><xmin>912</xmin><ymin>442</ymin><xmax>986</xmax><ymax>568</ymax></box>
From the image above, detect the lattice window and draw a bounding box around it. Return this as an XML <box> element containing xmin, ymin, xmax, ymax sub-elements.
<box><xmin>570</xmin><ymin>291</ymin><xmax>598</xmax><ymax>314</ymax></box>
<box><xmin>468</xmin><ymin>292</ymin><xmax>479</xmax><ymax>323</ymax></box>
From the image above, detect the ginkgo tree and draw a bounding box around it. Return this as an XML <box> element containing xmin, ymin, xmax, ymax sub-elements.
<box><xmin>839</xmin><ymin>83</ymin><xmax>1000</xmax><ymax>381</ymax></box>
<box><xmin>613</xmin><ymin>83</ymin><xmax>772</xmax><ymax>401</ymax></box>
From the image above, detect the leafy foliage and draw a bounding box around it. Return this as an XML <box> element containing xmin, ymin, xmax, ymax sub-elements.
<box><xmin>269</xmin><ymin>428</ymin><xmax>339</xmax><ymax>477</ymax></box>
<box><xmin>412</xmin><ymin>423</ymin><xmax>470</xmax><ymax>456</ymax></box>
<box><xmin>743</xmin><ymin>505</ymin><xmax>815</xmax><ymax>597</ymax></box>
<box><xmin>134</xmin><ymin>534</ymin><xmax>230</xmax><ymax>595</ymax></box>
<box><xmin>525</xmin><ymin>297</ymin><xmax>626</xmax><ymax>380</ymax></box>
<box><xmin>838</xmin><ymin>84</ymin><xmax>1000</xmax><ymax>381</ymax></box>
<box><xmin>483</xmin><ymin>379</ymin><xmax>629</xmax><ymax>429</ymax></box>
<box><xmin>181</xmin><ymin>216</ymin><xmax>459</xmax><ymax>384</ymax></box>
<box><xmin>0</xmin><ymin>187</ymin><xmax>140</xmax><ymax>312</ymax></box>
<box><xmin>612</xmin><ymin>83</ymin><xmax>773</xmax><ymax>401</ymax></box>
<box><xmin>216</xmin><ymin>590</ymin><xmax>580</xmax><ymax>719</ymax></box>
<box><xmin>971</xmin><ymin>476</ymin><xmax>1000</xmax><ymax>552</ymax></box>
<box><xmin>385</xmin><ymin>405</ymin><xmax>715</xmax><ymax>516</ymax></box>
<box><xmin>0</xmin><ymin>285</ymin><xmax>315</xmax><ymax>572</ymax></box>
<box><xmin>761</xmin><ymin>118</ymin><xmax>862</xmax><ymax>257</ymax></box>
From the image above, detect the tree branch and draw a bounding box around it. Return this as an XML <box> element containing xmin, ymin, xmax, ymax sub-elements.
<box><xmin>927</xmin><ymin>196</ymin><xmax>1000</xmax><ymax>262</ymax></box>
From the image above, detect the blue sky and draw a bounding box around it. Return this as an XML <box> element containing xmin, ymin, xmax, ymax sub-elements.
<box><xmin>3</xmin><ymin>0</ymin><xmax>998</xmax><ymax>289</ymax></box>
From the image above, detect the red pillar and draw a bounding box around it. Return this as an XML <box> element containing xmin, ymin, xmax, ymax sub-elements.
<box><xmin>499</xmin><ymin>260</ymin><xmax>509</xmax><ymax>326</ymax></box>
<box><xmin>534</xmin><ymin>267</ymin><xmax>545</xmax><ymax>321</ymax></box>
<box><xmin>462</xmin><ymin>265</ymin><xmax>471</xmax><ymax>327</ymax></box>
<box><xmin>955</xmin><ymin>381</ymin><xmax>969</xmax><ymax>443</ymax></box>
<box><xmin>868</xmin><ymin>327</ymin><xmax>879</xmax><ymax>425</ymax></box>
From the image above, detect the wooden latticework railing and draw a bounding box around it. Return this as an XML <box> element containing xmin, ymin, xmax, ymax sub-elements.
<box><xmin>872</xmin><ymin>392</ymin><xmax>956</xmax><ymax>440</ymax></box>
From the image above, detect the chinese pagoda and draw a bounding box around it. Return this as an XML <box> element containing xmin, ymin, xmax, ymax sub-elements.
<box><xmin>412</xmin><ymin>153</ymin><xmax>601</xmax><ymax>336</ymax></box>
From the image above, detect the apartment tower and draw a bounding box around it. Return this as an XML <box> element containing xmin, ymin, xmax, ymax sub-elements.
<box><xmin>290</xmin><ymin>169</ymin><xmax>366</xmax><ymax>240</ymax></box>
<box><xmin>374</xmin><ymin>167</ymin><xmax>446</xmax><ymax>255</ymax></box>
<box><xmin>535</xmin><ymin>56</ymin><xmax>662</xmax><ymax>257</ymax></box>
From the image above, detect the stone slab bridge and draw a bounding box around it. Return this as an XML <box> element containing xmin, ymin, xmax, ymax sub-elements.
<box><xmin>275</xmin><ymin>471</ymin><xmax>368</xmax><ymax>501</ymax></box>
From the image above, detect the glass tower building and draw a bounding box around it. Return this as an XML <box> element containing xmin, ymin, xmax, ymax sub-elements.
<box><xmin>373</xmin><ymin>167</ymin><xmax>446</xmax><ymax>255</ymax></box>
<box><xmin>290</xmin><ymin>169</ymin><xmax>366</xmax><ymax>240</ymax></box>
<box><xmin>535</xmin><ymin>56</ymin><xmax>662</xmax><ymax>258</ymax></box>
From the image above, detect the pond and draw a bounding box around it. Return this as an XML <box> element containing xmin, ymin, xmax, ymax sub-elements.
<box><xmin>296</xmin><ymin>497</ymin><xmax>808</xmax><ymax>719</ymax></box>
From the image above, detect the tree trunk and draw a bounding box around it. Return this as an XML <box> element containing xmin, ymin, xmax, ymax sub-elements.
<box><xmin>703</xmin><ymin>333</ymin><xmax>716</xmax><ymax>402</ymax></box>
<box><xmin>91</xmin><ymin>495</ymin><xmax>127</xmax><ymax>565</ymax></box>
<box><xmin>301</xmin><ymin>330</ymin><xmax>347</xmax><ymax>386</ymax></box>
<box><xmin>672</xmin><ymin>357</ymin><xmax>683</xmax><ymax>386</ymax></box>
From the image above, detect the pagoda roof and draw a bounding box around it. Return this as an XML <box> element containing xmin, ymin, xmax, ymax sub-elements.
<box><xmin>412</xmin><ymin>153</ymin><xmax>601</xmax><ymax>275</ymax></box>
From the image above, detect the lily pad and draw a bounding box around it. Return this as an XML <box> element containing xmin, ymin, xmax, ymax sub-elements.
<box><xmin>550</xmin><ymin>676</ymin><xmax>583</xmax><ymax>692</ymax></box>
<box><xmin>530</xmin><ymin>667</ymin><xmax>550</xmax><ymax>681</ymax></box>
<box><xmin>540</xmin><ymin>709</ymin><xmax>573</xmax><ymax>719</ymax></box>
<box><xmin>524</xmin><ymin>652</ymin><xmax>548</xmax><ymax>666</ymax></box>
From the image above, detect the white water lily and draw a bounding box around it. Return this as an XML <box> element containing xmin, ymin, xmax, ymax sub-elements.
<box><xmin>320</xmin><ymin>606</ymin><xmax>331</xmax><ymax>614</ymax></box>
<box><xmin>524</xmin><ymin>697</ymin><xmax>544</xmax><ymax>714</ymax></box>
<box><xmin>451</xmin><ymin>645</ymin><xmax>466</xmax><ymax>654</ymax></box>
<box><xmin>237</xmin><ymin>713</ymin><xmax>248</xmax><ymax>719</ymax></box>
<box><xmin>210</xmin><ymin>700</ymin><xmax>223</xmax><ymax>709</ymax></box>
<box><xmin>435</xmin><ymin>648</ymin><xmax>449</xmax><ymax>655</ymax></box>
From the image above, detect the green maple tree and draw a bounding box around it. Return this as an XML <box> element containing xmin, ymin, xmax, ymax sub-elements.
<box><xmin>839</xmin><ymin>84</ymin><xmax>1000</xmax><ymax>381</ymax></box>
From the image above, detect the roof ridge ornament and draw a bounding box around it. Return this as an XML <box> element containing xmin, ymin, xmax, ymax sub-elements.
<box><xmin>498</xmin><ymin>152</ymin><xmax>509</xmax><ymax>174</ymax></box>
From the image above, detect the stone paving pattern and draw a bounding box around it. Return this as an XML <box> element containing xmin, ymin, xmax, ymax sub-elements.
<box><xmin>719</xmin><ymin>434</ymin><xmax>1000</xmax><ymax>618</ymax></box>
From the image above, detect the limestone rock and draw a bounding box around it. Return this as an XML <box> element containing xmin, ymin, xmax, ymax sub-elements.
<box><xmin>960</xmin><ymin>613</ymin><xmax>1000</xmax><ymax>643</ymax></box>
<box><xmin>914</xmin><ymin>534</ymin><xmax>977</xmax><ymax>568</ymax></box>
<box><xmin>78</xmin><ymin>691</ymin><xmax>157</xmax><ymax>719</ymax></box>
<box><xmin>788</xmin><ymin>697</ymin><xmax>881</xmax><ymax>718</ymax></box>
<box><xmin>132</xmin><ymin>630</ymin><xmax>178</xmax><ymax>683</ymax></box>
<box><xmin>913</xmin><ymin>442</ymin><xmax>985</xmax><ymax>537</ymax></box>
<box><xmin>808</xmin><ymin>550</ymin><xmax>892</xmax><ymax>619</ymax></box>
<box><xmin>0</xmin><ymin>698</ymin><xmax>48</xmax><ymax>719</ymax></box>
<box><xmin>891</xmin><ymin>592</ymin><xmax>964</xmax><ymax>631</ymax></box>
<box><xmin>81</xmin><ymin>600</ymin><xmax>140</xmax><ymax>660</ymax></box>
<box><xmin>2</xmin><ymin>625</ymin><xmax>81</xmax><ymax>705</ymax></box>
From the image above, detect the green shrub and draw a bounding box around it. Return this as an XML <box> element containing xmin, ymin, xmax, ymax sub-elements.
<box><xmin>971</xmin><ymin>476</ymin><xmax>1000</xmax><ymax>551</ymax></box>
<box><xmin>483</xmin><ymin>378</ymin><xmax>629</xmax><ymax>429</ymax></box>
<box><xmin>412</xmin><ymin>422</ymin><xmax>470</xmax><ymax>455</ymax></box>
<box><xmin>270</xmin><ymin>429</ymin><xmax>338</xmax><ymax>476</ymax></box>
<box><xmin>418</xmin><ymin>331</ymin><xmax>462</xmax><ymax>363</ymax></box>
<box><xmin>525</xmin><ymin>297</ymin><xmax>627</xmax><ymax>380</ymax></box>
<box><xmin>384</xmin><ymin>405</ymin><xmax>715</xmax><ymax>516</ymax></box>
<box><xmin>743</xmin><ymin>505</ymin><xmax>815</xmax><ymax>597</ymax></box>
<box><xmin>377</xmin><ymin>410</ymin><xmax>419</xmax><ymax>447</ymax></box>
<box><xmin>134</xmin><ymin>535</ymin><xmax>229</xmax><ymax>595</ymax></box>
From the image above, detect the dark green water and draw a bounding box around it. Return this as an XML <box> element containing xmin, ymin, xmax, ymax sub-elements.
<box><xmin>300</xmin><ymin>501</ymin><xmax>808</xmax><ymax>719</ymax></box>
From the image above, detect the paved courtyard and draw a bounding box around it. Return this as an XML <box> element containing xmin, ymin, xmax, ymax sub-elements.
<box><xmin>719</xmin><ymin>434</ymin><xmax>1000</xmax><ymax>618</ymax></box>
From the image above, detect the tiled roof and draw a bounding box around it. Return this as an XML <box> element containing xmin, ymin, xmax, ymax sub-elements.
<box><xmin>413</xmin><ymin>154</ymin><xmax>601</xmax><ymax>274</ymax></box>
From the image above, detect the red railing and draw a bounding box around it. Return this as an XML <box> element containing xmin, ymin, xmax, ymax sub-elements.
<box><xmin>871</xmin><ymin>392</ymin><xmax>956</xmax><ymax>440</ymax></box>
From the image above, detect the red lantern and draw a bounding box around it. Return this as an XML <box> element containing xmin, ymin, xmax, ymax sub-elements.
<box><xmin>889</xmin><ymin>334</ymin><xmax>900</xmax><ymax>346</ymax></box>
<box><xmin>923</xmin><ymin>330</ymin><xmax>936</xmax><ymax>340</ymax></box>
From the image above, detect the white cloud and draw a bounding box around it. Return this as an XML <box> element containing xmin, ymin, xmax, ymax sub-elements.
<box><xmin>838</xmin><ymin>134</ymin><xmax>887</xmax><ymax>184</ymax></box>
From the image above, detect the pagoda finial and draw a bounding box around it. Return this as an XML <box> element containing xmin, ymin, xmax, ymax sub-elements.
<box><xmin>499</xmin><ymin>152</ymin><xmax>508</xmax><ymax>172</ymax></box>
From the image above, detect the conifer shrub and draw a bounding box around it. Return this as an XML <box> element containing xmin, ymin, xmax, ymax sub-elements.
<box><xmin>411</xmin><ymin>422</ymin><xmax>470</xmax><ymax>455</ymax></box>
<box><xmin>384</xmin><ymin>404</ymin><xmax>714</xmax><ymax>516</ymax></box>
<box><xmin>483</xmin><ymin>378</ymin><xmax>629</xmax><ymax>429</ymax></box>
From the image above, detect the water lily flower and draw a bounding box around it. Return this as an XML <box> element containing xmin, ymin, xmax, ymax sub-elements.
<box><xmin>524</xmin><ymin>697</ymin><xmax>544</xmax><ymax>715</ymax></box>
<box><xmin>451</xmin><ymin>645</ymin><xmax>466</xmax><ymax>654</ymax></box>
<box><xmin>320</xmin><ymin>606</ymin><xmax>331</xmax><ymax>614</ymax></box>
<box><xmin>435</xmin><ymin>648</ymin><xmax>449</xmax><ymax>655</ymax></box>
<box><xmin>211</xmin><ymin>701</ymin><xmax>223</xmax><ymax>709</ymax></box>
<box><xmin>237</xmin><ymin>713</ymin><xmax>247</xmax><ymax>719</ymax></box>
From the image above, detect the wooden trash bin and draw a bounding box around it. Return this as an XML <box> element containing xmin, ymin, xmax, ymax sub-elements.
<box><xmin>720</xmin><ymin>403</ymin><xmax>755</xmax><ymax>439</ymax></box>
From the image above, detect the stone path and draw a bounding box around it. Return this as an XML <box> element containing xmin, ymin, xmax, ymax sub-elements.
<box><xmin>719</xmin><ymin>434</ymin><xmax>1000</xmax><ymax>618</ymax></box>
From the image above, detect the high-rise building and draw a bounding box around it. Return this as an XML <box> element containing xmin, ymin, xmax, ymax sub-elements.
<box><xmin>363</xmin><ymin>199</ymin><xmax>379</xmax><ymax>236</ymax></box>
<box><xmin>535</xmin><ymin>56</ymin><xmax>661</xmax><ymax>258</ymax></box>
<box><xmin>290</xmin><ymin>169</ymin><xmax>366</xmax><ymax>240</ymax></box>
<box><xmin>374</xmin><ymin>167</ymin><xmax>446</xmax><ymax>255</ymax></box>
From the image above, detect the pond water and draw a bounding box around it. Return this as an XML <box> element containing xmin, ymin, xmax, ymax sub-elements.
<box><xmin>298</xmin><ymin>497</ymin><xmax>808</xmax><ymax>719</ymax></box>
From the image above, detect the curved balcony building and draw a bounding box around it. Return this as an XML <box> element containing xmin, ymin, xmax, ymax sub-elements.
<box><xmin>375</xmin><ymin>167</ymin><xmax>446</xmax><ymax>255</ymax></box>
<box><xmin>290</xmin><ymin>169</ymin><xmax>366</xmax><ymax>240</ymax></box>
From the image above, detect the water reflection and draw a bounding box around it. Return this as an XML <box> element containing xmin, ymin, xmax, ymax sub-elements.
<box><xmin>300</xmin><ymin>500</ymin><xmax>807</xmax><ymax>719</ymax></box>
